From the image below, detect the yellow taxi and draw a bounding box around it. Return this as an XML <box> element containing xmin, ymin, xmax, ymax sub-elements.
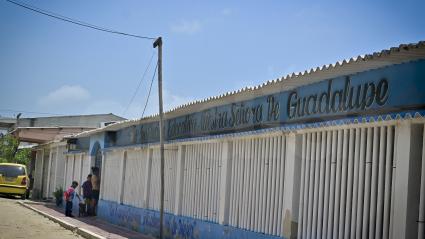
<box><xmin>0</xmin><ymin>163</ymin><xmax>28</xmax><ymax>199</ymax></box>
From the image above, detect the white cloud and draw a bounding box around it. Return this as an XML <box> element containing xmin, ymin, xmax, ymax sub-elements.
<box><xmin>221</xmin><ymin>8</ymin><xmax>232</xmax><ymax>16</ymax></box>
<box><xmin>38</xmin><ymin>85</ymin><xmax>90</xmax><ymax>107</ymax></box>
<box><xmin>281</xmin><ymin>64</ymin><xmax>297</xmax><ymax>77</ymax></box>
<box><xmin>36</xmin><ymin>85</ymin><xmax>194</xmax><ymax>120</ymax></box>
<box><xmin>171</xmin><ymin>20</ymin><xmax>202</xmax><ymax>34</ymax></box>
<box><xmin>163</xmin><ymin>89</ymin><xmax>193</xmax><ymax>111</ymax></box>
<box><xmin>83</xmin><ymin>99</ymin><xmax>123</xmax><ymax>115</ymax></box>
<box><xmin>125</xmin><ymin>88</ymin><xmax>194</xmax><ymax>119</ymax></box>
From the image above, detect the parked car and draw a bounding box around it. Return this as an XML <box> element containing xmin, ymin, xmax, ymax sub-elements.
<box><xmin>0</xmin><ymin>163</ymin><xmax>28</xmax><ymax>199</ymax></box>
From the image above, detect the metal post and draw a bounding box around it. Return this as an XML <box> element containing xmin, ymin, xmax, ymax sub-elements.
<box><xmin>153</xmin><ymin>37</ymin><xmax>165</xmax><ymax>239</ymax></box>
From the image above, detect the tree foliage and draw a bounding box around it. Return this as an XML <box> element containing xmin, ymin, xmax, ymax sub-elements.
<box><xmin>0</xmin><ymin>134</ymin><xmax>31</xmax><ymax>166</ymax></box>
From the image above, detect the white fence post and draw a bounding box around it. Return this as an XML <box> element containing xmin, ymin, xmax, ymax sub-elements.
<box><xmin>118</xmin><ymin>151</ymin><xmax>127</xmax><ymax>204</ymax></box>
<box><xmin>143</xmin><ymin>148</ymin><xmax>153</xmax><ymax>208</ymax></box>
<box><xmin>391</xmin><ymin>121</ymin><xmax>423</xmax><ymax>239</ymax></box>
<box><xmin>174</xmin><ymin>145</ymin><xmax>186</xmax><ymax>215</ymax></box>
<box><xmin>218</xmin><ymin>140</ymin><xmax>233</xmax><ymax>225</ymax></box>
<box><xmin>45</xmin><ymin>149</ymin><xmax>52</xmax><ymax>198</ymax></box>
<box><xmin>282</xmin><ymin>133</ymin><xmax>302</xmax><ymax>238</ymax></box>
<box><xmin>100</xmin><ymin>152</ymin><xmax>106</xmax><ymax>200</ymax></box>
<box><xmin>53</xmin><ymin>146</ymin><xmax>59</xmax><ymax>192</ymax></box>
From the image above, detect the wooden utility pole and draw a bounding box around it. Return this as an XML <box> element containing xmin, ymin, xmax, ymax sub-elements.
<box><xmin>153</xmin><ymin>37</ymin><xmax>165</xmax><ymax>239</ymax></box>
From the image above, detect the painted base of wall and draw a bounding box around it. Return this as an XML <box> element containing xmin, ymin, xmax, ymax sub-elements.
<box><xmin>98</xmin><ymin>200</ymin><xmax>284</xmax><ymax>239</ymax></box>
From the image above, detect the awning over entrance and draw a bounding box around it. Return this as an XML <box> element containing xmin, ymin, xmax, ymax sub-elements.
<box><xmin>11</xmin><ymin>127</ymin><xmax>95</xmax><ymax>144</ymax></box>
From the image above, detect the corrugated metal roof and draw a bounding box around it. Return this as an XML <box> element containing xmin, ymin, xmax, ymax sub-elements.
<box><xmin>69</xmin><ymin>40</ymin><xmax>425</xmax><ymax>138</ymax></box>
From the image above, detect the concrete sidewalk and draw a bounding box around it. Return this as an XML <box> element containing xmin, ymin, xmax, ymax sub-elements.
<box><xmin>19</xmin><ymin>201</ymin><xmax>154</xmax><ymax>239</ymax></box>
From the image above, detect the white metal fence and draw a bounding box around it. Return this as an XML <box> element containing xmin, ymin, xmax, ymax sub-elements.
<box><xmin>122</xmin><ymin>149</ymin><xmax>149</xmax><ymax>208</ymax></box>
<box><xmin>47</xmin><ymin>120</ymin><xmax>425</xmax><ymax>239</ymax></box>
<box><xmin>297</xmin><ymin>125</ymin><xmax>396</xmax><ymax>239</ymax></box>
<box><xmin>229</xmin><ymin>135</ymin><xmax>286</xmax><ymax>236</ymax></box>
<box><xmin>102</xmin><ymin>151</ymin><xmax>123</xmax><ymax>202</ymax></box>
<box><xmin>148</xmin><ymin>147</ymin><xmax>178</xmax><ymax>212</ymax></box>
<box><xmin>181</xmin><ymin>142</ymin><xmax>222</xmax><ymax>222</ymax></box>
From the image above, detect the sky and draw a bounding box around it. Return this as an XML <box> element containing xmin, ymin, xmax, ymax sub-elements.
<box><xmin>0</xmin><ymin>0</ymin><xmax>424</xmax><ymax>120</ymax></box>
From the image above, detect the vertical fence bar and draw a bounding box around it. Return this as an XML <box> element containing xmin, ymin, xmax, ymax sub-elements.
<box><xmin>316</xmin><ymin>131</ymin><xmax>327</xmax><ymax>239</ymax></box>
<box><xmin>298</xmin><ymin>134</ymin><xmax>307</xmax><ymax>239</ymax></box>
<box><xmin>418</xmin><ymin>125</ymin><xmax>425</xmax><ymax>239</ymax></box>
<box><xmin>355</xmin><ymin>127</ymin><xmax>366</xmax><ymax>239</ymax></box>
<box><xmin>247</xmin><ymin>138</ymin><xmax>255</xmax><ymax>230</ymax></box>
<box><xmin>376</xmin><ymin>126</ymin><xmax>387</xmax><ymax>239</ymax></box>
<box><xmin>229</xmin><ymin>141</ymin><xmax>237</xmax><ymax>225</ymax></box>
<box><xmin>303</xmin><ymin>133</ymin><xmax>312</xmax><ymax>237</ymax></box>
<box><xmin>254</xmin><ymin>138</ymin><xmax>260</xmax><ymax>230</ymax></box>
<box><xmin>277</xmin><ymin>135</ymin><xmax>286</xmax><ymax>236</ymax></box>
<box><xmin>322</xmin><ymin>131</ymin><xmax>332</xmax><ymax>239</ymax></box>
<box><xmin>327</xmin><ymin>130</ymin><xmax>337</xmax><ymax>239</ymax></box>
<box><xmin>338</xmin><ymin>129</ymin><xmax>349</xmax><ymax>239</ymax></box>
<box><xmin>265</xmin><ymin>137</ymin><xmax>274</xmax><ymax>233</ymax></box>
<box><xmin>369</xmin><ymin>126</ymin><xmax>380</xmax><ymax>239</ymax></box>
<box><xmin>350</xmin><ymin>128</ymin><xmax>360</xmax><ymax>239</ymax></box>
<box><xmin>383</xmin><ymin>126</ymin><xmax>394</xmax><ymax>239</ymax></box>
<box><xmin>307</xmin><ymin>132</ymin><xmax>317</xmax><ymax>239</ymax></box>
<box><xmin>333</xmin><ymin>129</ymin><xmax>343</xmax><ymax>239</ymax></box>
<box><xmin>273</xmin><ymin>136</ymin><xmax>281</xmax><ymax>236</ymax></box>
<box><xmin>344</xmin><ymin>128</ymin><xmax>355</xmax><ymax>238</ymax></box>
<box><xmin>362</xmin><ymin>127</ymin><xmax>373</xmax><ymax>238</ymax></box>
<box><xmin>312</xmin><ymin>132</ymin><xmax>322</xmax><ymax>238</ymax></box>
<box><xmin>252</xmin><ymin>138</ymin><xmax>259</xmax><ymax>230</ymax></box>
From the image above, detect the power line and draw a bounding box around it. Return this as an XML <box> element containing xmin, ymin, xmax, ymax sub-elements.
<box><xmin>142</xmin><ymin>62</ymin><xmax>158</xmax><ymax>118</ymax></box>
<box><xmin>4</xmin><ymin>0</ymin><xmax>156</xmax><ymax>40</ymax></box>
<box><xmin>122</xmin><ymin>50</ymin><xmax>156</xmax><ymax>116</ymax></box>
<box><xmin>0</xmin><ymin>109</ymin><xmax>63</xmax><ymax>116</ymax></box>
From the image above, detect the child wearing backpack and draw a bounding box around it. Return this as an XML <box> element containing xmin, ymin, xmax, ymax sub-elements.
<box><xmin>64</xmin><ymin>181</ymin><xmax>81</xmax><ymax>217</ymax></box>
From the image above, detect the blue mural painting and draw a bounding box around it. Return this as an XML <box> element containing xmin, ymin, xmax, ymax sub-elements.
<box><xmin>98</xmin><ymin>200</ymin><xmax>285</xmax><ymax>239</ymax></box>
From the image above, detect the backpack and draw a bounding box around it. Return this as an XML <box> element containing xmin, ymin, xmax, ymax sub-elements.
<box><xmin>63</xmin><ymin>187</ymin><xmax>74</xmax><ymax>201</ymax></box>
<box><xmin>63</xmin><ymin>190</ymin><xmax>69</xmax><ymax>201</ymax></box>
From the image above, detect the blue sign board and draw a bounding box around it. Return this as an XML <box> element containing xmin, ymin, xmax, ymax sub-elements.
<box><xmin>113</xmin><ymin>59</ymin><xmax>425</xmax><ymax>146</ymax></box>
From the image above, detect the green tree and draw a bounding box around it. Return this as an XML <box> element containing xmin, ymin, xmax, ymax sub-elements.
<box><xmin>0</xmin><ymin>134</ymin><xmax>19</xmax><ymax>161</ymax></box>
<box><xmin>0</xmin><ymin>134</ymin><xmax>31</xmax><ymax>166</ymax></box>
<box><xmin>15</xmin><ymin>148</ymin><xmax>31</xmax><ymax>166</ymax></box>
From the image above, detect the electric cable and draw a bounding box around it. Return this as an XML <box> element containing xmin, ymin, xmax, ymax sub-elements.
<box><xmin>122</xmin><ymin>50</ymin><xmax>156</xmax><ymax>116</ymax></box>
<box><xmin>0</xmin><ymin>109</ymin><xmax>63</xmax><ymax>116</ymax></box>
<box><xmin>4</xmin><ymin>0</ymin><xmax>156</xmax><ymax>40</ymax></box>
<box><xmin>141</xmin><ymin>62</ymin><xmax>158</xmax><ymax>118</ymax></box>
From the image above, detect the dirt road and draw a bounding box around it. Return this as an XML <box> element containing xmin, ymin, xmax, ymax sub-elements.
<box><xmin>0</xmin><ymin>196</ymin><xmax>83</xmax><ymax>239</ymax></box>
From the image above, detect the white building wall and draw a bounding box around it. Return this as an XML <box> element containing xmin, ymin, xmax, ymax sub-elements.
<box><xmin>41</xmin><ymin>148</ymin><xmax>50</xmax><ymax>198</ymax></box>
<box><xmin>73</xmin><ymin>154</ymin><xmax>82</xmax><ymax>193</ymax></box>
<box><xmin>54</xmin><ymin>145</ymin><xmax>67</xmax><ymax>191</ymax></box>
<box><xmin>81</xmin><ymin>154</ymin><xmax>91</xmax><ymax>184</ymax></box>
<box><xmin>64</xmin><ymin>154</ymin><xmax>74</xmax><ymax>189</ymax></box>
<box><xmin>47</xmin><ymin>150</ymin><xmax>56</xmax><ymax>197</ymax></box>
<box><xmin>33</xmin><ymin>149</ymin><xmax>44</xmax><ymax>198</ymax></box>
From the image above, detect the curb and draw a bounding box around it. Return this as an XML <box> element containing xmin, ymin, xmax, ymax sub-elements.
<box><xmin>18</xmin><ymin>201</ymin><xmax>106</xmax><ymax>239</ymax></box>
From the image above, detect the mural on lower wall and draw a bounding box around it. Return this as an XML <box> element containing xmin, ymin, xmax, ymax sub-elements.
<box><xmin>98</xmin><ymin>200</ymin><xmax>284</xmax><ymax>239</ymax></box>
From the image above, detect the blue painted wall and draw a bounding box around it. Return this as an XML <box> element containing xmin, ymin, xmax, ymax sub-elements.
<box><xmin>98</xmin><ymin>200</ymin><xmax>285</xmax><ymax>239</ymax></box>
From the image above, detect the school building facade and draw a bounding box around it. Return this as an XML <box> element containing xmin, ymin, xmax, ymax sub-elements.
<box><xmin>65</xmin><ymin>41</ymin><xmax>425</xmax><ymax>239</ymax></box>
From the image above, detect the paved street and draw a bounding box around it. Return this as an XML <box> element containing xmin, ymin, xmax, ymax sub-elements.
<box><xmin>0</xmin><ymin>196</ymin><xmax>83</xmax><ymax>239</ymax></box>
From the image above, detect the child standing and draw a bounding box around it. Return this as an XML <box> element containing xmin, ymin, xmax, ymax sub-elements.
<box><xmin>64</xmin><ymin>181</ymin><xmax>81</xmax><ymax>217</ymax></box>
